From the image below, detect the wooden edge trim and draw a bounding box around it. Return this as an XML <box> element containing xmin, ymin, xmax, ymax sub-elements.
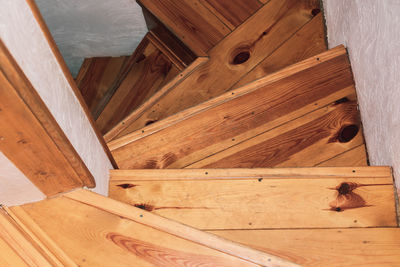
<box><xmin>107</xmin><ymin>45</ymin><xmax>346</xmax><ymax>150</ymax></box>
<box><xmin>0</xmin><ymin>40</ymin><xmax>95</xmax><ymax>188</ymax></box>
<box><xmin>64</xmin><ymin>189</ymin><xmax>302</xmax><ymax>267</ymax></box>
<box><xmin>109</xmin><ymin>167</ymin><xmax>392</xmax><ymax>181</ymax></box>
<box><xmin>148</xmin><ymin>31</ymin><xmax>186</xmax><ymax>70</ymax></box>
<box><xmin>25</xmin><ymin>0</ymin><xmax>118</xmax><ymax>168</ymax></box>
<box><xmin>5</xmin><ymin>206</ymin><xmax>77</xmax><ymax>267</ymax></box>
<box><xmin>0</xmin><ymin>208</ymin><xmax>53</xmax><ymax>266</ymax></box>
<box><xmin>104</xmin><ymin>56</ymin><xmax>209</xmax><ymax>142</ymax></box>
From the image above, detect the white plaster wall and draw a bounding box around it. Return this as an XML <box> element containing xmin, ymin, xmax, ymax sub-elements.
<box><xmin>35</xmin><ymin>0</ymin><xmax>148</xmax><ymax>77</ymax></box>
<box><xmin>323</xmin><ymin>0</ymin><xmax>400</xmax><ymax>193</ymax></box>
<box><xmin>0</xmin><ymin>152</ymin><xmax>45</xmax><ymax>206</ymax></box>
<box><xmin>1</xmin><ymin>0</ymin><xmax>113</xmax><ymax>196</ymax></box>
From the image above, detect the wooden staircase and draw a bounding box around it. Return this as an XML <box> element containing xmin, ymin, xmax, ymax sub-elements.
<box><xmin>2</xmin><ymin>0</ymin><xmax>399</xmax><ymax>266</ymax></box>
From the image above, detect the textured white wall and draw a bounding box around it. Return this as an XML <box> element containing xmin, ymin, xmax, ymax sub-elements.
<box><xmin>35</xmin><ymin>0</ymin><xmax>148</xmax><ymax>77</ymax></box>
<box><xmin>0</xmin><ymin>152</ymin><xmax>45</xmax><ymax>206</ymax></box>
<box><xmin>323</xmin><ymin>0</ymin><xmax>400</xmax><ymax>194</ymax></box>
<box><xmin>1</xmin><ymin>0</ymin><xmax>113</xmax><ymax>197</ymax></box>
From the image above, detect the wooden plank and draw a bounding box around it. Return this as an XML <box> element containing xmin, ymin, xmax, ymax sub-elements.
<box><xmin>0</xmin><ymin>40</ymin><xmax>95</xmax><ymax>191</ymax></box>
<box><xmin>210</xmin><ymin>228</ymin><xmax>400</xmax><ymax>267</ymax></box>
<box><xmin>317</xmin><ymin>145</ymin><xmax>368</xmax><ymax>167</ymax></box>
<box><xmin>26</xmin><ymin>0</ymin><xmax>118</xmax><ymax>168</ymax></box>
<box><xmin>96</xmin><ymin>39</ymin><xmax>180</xmax><ymax>134</ymax></box>
<box><xmin>108</xmin><ymin>171</ymin><xmax>396</xmax><ymax>229</ymax></box>
<box><xmin>138</xmin><ymin>0</ymin><xmax>231</xmax><ymax>56</ymax></box>
<box><xmin>61</xmin><ymin>189</ymin><xmax>300</xmax><ymax>267</ymax></box>
<box><xmin>199</xmin><ymin>0</ymin><xmax>262</xmax><ymax>30</ymax></box>
<box><xmin>104</xmin><ymin>57</ymin><xmax>209</xmax><ymax>142</ymax></box>
<box><xmin>75</xmin><ymin>56</ymin><xmax>130</xmax><ymax>119</ymax></box>
<box><xmin>109</xmin><ymin>167</ymin><xmax>392</xmax><ymax>181</ymax></box>
<box><xmin>110</xmin><ymin>50</ymin><xmax>366</xmax><ymax>169</ymax></box>
<box><xmin>0</xmin><ymin>58</ymin><xmax>86</xmax><ymax>196</ymax></box>
<box><xmin>0</xmin><ymin>235</ymin><xmax>28</xmax><ymax>266</ymax></box>
<box><xmin>0</xmin><ymin>209</ymin><xmax>52</xmax><ymax>266</ymax></box>
<box><xmin>115</xmin><ymin>0</ymin><xmax>321</xmax><ymax>135</ymax></box>
<box><xmin>6</xmin><ymin>206</ymin><xmax>76</xmax><ymax>267</ymax></box>
<box><xmin>235</xmin><ymin>12</ymin><xmax>327</xmax><ymax>88</ymax></box>
<box><xmin>108</xmin><ymin>46</ymin><xmax>346</xmax><ymax>147</ymax></box>
<box><xmin>187</xmin><ymin>98</ymin><xmax>364</xmax><ymax>168</ymax></box>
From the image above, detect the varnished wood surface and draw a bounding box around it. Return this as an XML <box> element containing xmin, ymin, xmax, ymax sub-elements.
<box><xmin>110</xmin><ymin>49</ymin><xmax>366</xmax><ymax>170</ymax></box>
<box><xmin>316</xmin><ymin>145</ymin><xmax>368</xmax><ymax>167</ymax></box>
<box><xmin>138</xmin><ymin>0</ymin><xmax>231</xmax><ymax>56</ymax></box>
<box><xmin>113</xmin><ymin>0</ymin><xmax>321</xmax><ymax>135</ymax></box>
<box><xmin>96</xmin><ymin>37</ymin><xmax>180</xmax><ymax>135</ymax></box>
<box><xmin>211</xmin><ymin>228</ymin><xmax>400</xmax><ymax>267</ymax></box>
<box><xmin>75</xmin><ymin>56</ymin><xmax>130</xmax><ymax>119</ymax></box>
<box><xmin>199</xmin><ymin>0</ymin><xmax>262</xmax><ymax>30</ymax></box>
<box><xmin>235</xmin><ymin>12</ymin><xmax>327</xmax><ymax>88</ymax></box>
<box><xmin>109</xmin><ymin>168</ymin><xmax>396</xmax><ymax>229</ymax></box>
<box><xmin>0</xmin><ymin>41</ymin><xmax>92</xmax><ymax>195</ymax></box>
<box><xmin>14</xmin><ymin>190</ymin><xmax>300</xmax><ymax>267</ymax></box>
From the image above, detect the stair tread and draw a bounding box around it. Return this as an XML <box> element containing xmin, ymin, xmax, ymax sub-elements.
<box><xmin>109</xmin><ymin>167</ymin><xmax>396</xmax><ymax>230</ymax></box>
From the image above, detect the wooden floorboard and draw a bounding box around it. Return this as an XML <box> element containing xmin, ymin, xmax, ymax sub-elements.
<box><xmin>109</xmin><ymin>168</ymin><xmax>396</xmax><ymax>230</ymax></box>
<box><xmin>114</xmin><ymin>0</ymin><xmax>321</xmax><ymax>135</ymax></box>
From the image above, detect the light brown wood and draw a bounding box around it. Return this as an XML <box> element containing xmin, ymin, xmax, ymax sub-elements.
<box><xmin>317</xmin><ymin>145</ymin><xmax>368</xmax><ymax>167</ymax></box>
<box><xmin>6</xmin><ymin>206</ymin><xmax>76</xmax><ymax>267</ymax></box>
<box><xmin>0</xmin><ymin>40</ymin><xmax>95</xmax><ymax>191</ymax></box>
<box><xmin>138</xmin><ymin>0</ymin><xmax>231</xmax><ymax>55</ymax></box>
<box><xmin>109</xmin><ymin>167</ymin><xmax>392</xmax><ymax>181</ymax></box>
<box><xmin>0</xmin><ymin>209</ymin><xmax>52</xmax><ymax>266</ymax></box>
<box><xmin>210</xmin><ymin>228</ymin><xmax>400</xmax><ymax>267</ymax></box>
<box><xmin>114</xmin><ymin>0</ymin><xmax>321</xmax><ymax>135</ymax></box>
<box><xmin>25</xmin><ymin>0</ymin><xmax>118</xmax><ymax>168</ymax></box>
<box><xmin>104</xmin><ymin>56</ymin><xmax>209</xmax><ymax>142</ymax></box>
<box><xmin>0</xmin><ymin>234</ymin><xmax>28</xmax><ymax>266</ymax></box>
<box><xmin>108</xmin><ymin>169</ymin><xmax>396</xmax><ymax>229</ymax></box>
<box><xmin>62</xmin><ymin>189</ymin><xmax>301</xmax><ymax>267</ymax></box>
<box><xmin>235</xmin><ymin>12</ymin><xmax>327</xmax><ymax>88</ymax></box>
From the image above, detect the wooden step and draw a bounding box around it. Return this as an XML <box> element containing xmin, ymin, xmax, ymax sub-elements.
<box><xmin>108</xmin><ymin>46</ymin><xmax>367</xmax><ymax>169</ymax></box>
<box><xmin>105</xmin><ymin>0</ymin><xmax>326</xmax><ymax>139</ymax></box>
<box><xmin>7</xmin><ymin>189</ymin><xmax>298</xmax><ymax>267</ymax></box>
<box><xmin>109</xmin><ymin>167</ymin><xmax>397</xmax><ymax>230</ymax></box>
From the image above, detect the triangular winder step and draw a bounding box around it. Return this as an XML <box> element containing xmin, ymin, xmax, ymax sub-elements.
<box><xmin>108</xmin><ymin>46</ymin><xmax>367</xmax><ymax>169</ymax></box>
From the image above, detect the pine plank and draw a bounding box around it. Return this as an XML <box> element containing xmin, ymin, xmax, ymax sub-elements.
<box><xmin>110</xmin><ymin>49</ymin><xmax>366</xmax><ymax>169</ymax></box>
<box><xmin>108</xmin><ymin>170</ymin><xmax>396</xmax><ymax>229</ymax></box>
<box><xmin>114</xmin><ymin>0</ymin><xmax>321</xmax><ymax>135</ymax></box>
<box><xmin>210</xmin><ymin>228</ymin><xmax>400</xmax><ymax>267</ymax></box>
<box><xmin>0</xmin><ymin>57</ymin><xmax>85</xmax><ymax>196</ymax></box>
<box><xmin>317</xmin><ymin>145</ymin><xmax>368</xmax><ymax>167</ymax></box>
<box><xmin>96</xmin><ymin>39</ymin><xmax>180</xmax><ymax>134</ymax></box>
<box><xmin>0</xmin><ymin>209</ymin><xmax>52</xmax><ymax>266</ymax></box>
<box><xmin>108</xmin><ymin>46</ymin><xmax>346</xmax><ymax>147</ymax></box>
<box><xmin>138</xmin><ymin>0</ymin><xmax>231</xmax><ymax>56</ymax></box>
<box><xmin>0</xmin><ymin>235</ymin><xmax>28</xmax><ymax>266</ymax></box>
<box><xmin>75</xmin><ymin>56</ymin><xmax>130</xmax><ymax>119</ymax></box>
<box><xmin>104</xmin><ymin>57</ymin><xmax>209</xmax><ymax>142</ymax></box>
<box><xmin>109</xmin><ymin>167</ymin><xmax>392</xmax><ymax>181</ymax></box>
<box><xmin>0</xmin><ymin>40</ymin><xmax>94</xmax><ymax>191</ymax></box>
<box><xmin>17</xmin><ymin>190</ymin><xmax>299</xmax><ymax>267</ymax></box>
<box><xmin>199</xmin><ymin>0</ymin><xmax>262</xmax><ymax>30</ymax></box>
<box><xmin>235</xmin><ymin>12</ymin><xmax>327</xmax><ymax>88</ymax></box>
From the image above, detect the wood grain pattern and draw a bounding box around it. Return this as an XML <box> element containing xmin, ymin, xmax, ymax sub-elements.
<box><xmin>110</xmin><ymin>50</ymin><xmax>366</xmax><ymax>170</ymax></box>
<box><xmin>235</xmin><ymin>12</ymin><xmax>327</xmax><ymax>88</ymax></box>
<box><xmin>108</xmin><ymin>46</ymin><xmax>346</xmax><ymax>147</ymax></box>
<box><xmin>75</xmin><ymin>56</ymin><xmax>130</xmax><ymax>119</ymax></box>
<box><xmin>0</xmin><ymin>42</ymin><xmax>91</xmax><ymax>196</ymax></box>
<box><xmin>26</xmin><ymin>0</ymin><xmax>117</xmax><ymax>168</ymax></box>
<box><xmin>109</xmin><ymin>169</ymin><xmax>396</xmax><ymax>229</ymax></box>
<box><xmin>96</xmin><ymin>39</ymin><xmax>180</xmax><ymax>134</ymax></box>
<box><xmin>138</xmin><ymin>0</ymin><xmax>231</xmax><ymax>55</ymax></box>
<box><xmin>15</xmin><ymin>190</ymin><xmax>299</xmax><ymax>267</ymax></box>
<box><xmin>199</xmin><ymin>0</ymin><xmax>262</xmax><ymax>30</ymax></box>
<box><xmin>113</xmin><ymin>0</ymin><xmax>321</xmax><ymax>135</ymax></box>
<box><xmin>0</xmin><ymin>235</ymin><xmax>28</xmax><ymax>266</ymax></box>
<box><xmin>211</xmin><ymin>228</ymin><xmax>400</xmax><ymax>267</ymax></box>
<box><xmin>317</xmin><ymin>145</ymin><xmax>368</xmax><ymax>167</ymax></box>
